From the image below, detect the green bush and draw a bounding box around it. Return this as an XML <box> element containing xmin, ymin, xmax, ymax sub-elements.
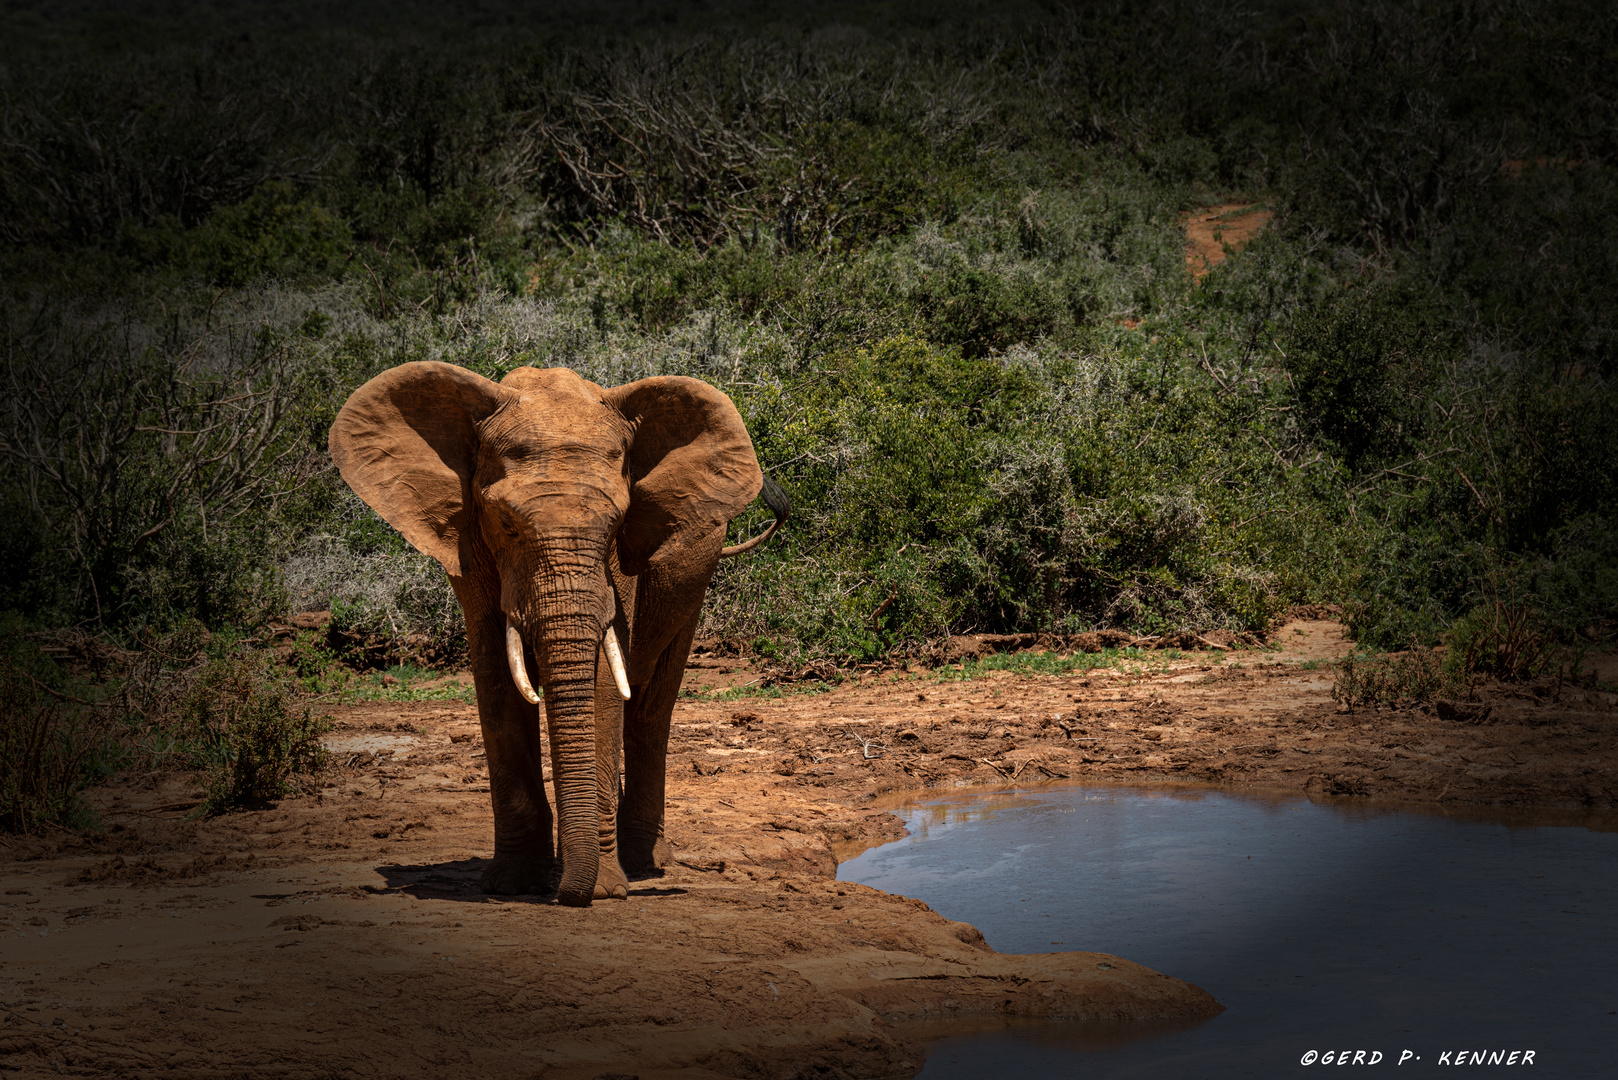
<box><xmin>2</xmin><ymin>0</ymin><xmax>1615</xmax><ymax>675</ymax></box>
<box><xmin>169</xmin><ymin>652</ymin><xmax>330</xmax><ymax>815</ymax></box>
<box><xmin>1283</xmin><ymin>291</ymin><xmax>1438</xmax><ymax>473</ymax></box>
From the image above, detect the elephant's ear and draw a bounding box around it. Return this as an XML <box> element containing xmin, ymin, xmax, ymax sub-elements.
<box><xmin>329</xmin><ymin>361</ymin><xmax>509</xmax><ymax>578</ymax></box>
<box><xmin>608</xmin><ymin>376</ymin><xmax>763</xmax><ymax>576</ymax></box>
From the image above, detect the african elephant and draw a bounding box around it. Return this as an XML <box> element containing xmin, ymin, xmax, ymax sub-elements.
<box><xmin>330</xmin><ymin>362</ymin><xmax>787</xmax><ymax>907</ymax></box>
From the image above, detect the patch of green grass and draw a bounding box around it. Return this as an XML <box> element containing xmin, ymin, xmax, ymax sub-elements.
<box><xmin>288</xmin><ymin>631</ymin><xmax>350</xmax><ymax>697</ymax></box>
<box><xmin>290</xmin><ymin>642</ymin><xmax>475</xmax><ymax>703</ymax></box>
<box><xmin>704</xmin><ymin>679</ymin><xmax>839</xmax><ymax>701</ymax></box>
<box><xmin>934</xmin><ymin>647</ymin><xmax>1188</xmax><ymax>681</ymax></box>
<box><xmin>344</xmin><ymin>673</ymin><xmax>475</xmax><ymax>703</ymax></box>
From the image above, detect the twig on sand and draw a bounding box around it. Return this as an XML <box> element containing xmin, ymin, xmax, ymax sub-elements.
<box><xmin>845</xmin><ymin>728</ymin><xmax>886</xmax><ymax>759</ymax></box>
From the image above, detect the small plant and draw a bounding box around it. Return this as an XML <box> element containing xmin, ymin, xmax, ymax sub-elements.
<box><xmin>1331</xmin><ymin>647</ymin><xmax>1467</xmax><ymax>711</ymax></box>
<box><xmin>0</xmin><ymin>644</ymin><xmax>115</xmax><ymax>833</ymax></box>
<box><xmin>287</xmin><ymin>629</ymin><xmax>351</xmax><ymax>697</ymax></box>
<box><xmin>1447</xmin><ymin>592</ymin><xmax>1558</xmax><ymax>683</ymax></box>
<box><xmin>169</xmin><ymin>651</ymin><xmax>330</xmax><ymax>815</ymax></box>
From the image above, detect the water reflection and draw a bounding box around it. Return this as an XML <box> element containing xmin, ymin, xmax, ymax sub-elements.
<box><xmin>839</xmin><ymin>784</ymin><xmax>1618</xmax><ymax>1078</ymax></box>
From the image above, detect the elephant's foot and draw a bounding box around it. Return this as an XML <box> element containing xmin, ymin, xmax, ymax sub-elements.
<box><xmin>619</xmin><ymin>833</ymin><xmax>671</xmax><ymax>878</ymax></box>
<box><xmin>479</xmin><ymin>854</ymin><xmax>558</xmax><ymax>896</ymax></box>
<box><xmin>592</xmin><ymin>856</ymin><xmax>631</xmax><ymax>901</ymax></box>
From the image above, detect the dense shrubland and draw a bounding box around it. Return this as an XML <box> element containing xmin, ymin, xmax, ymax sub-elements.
<box><xmin>2</xmin><ymin>0</ymin><xmax>1613</xmax><ymax>683</ymax></box>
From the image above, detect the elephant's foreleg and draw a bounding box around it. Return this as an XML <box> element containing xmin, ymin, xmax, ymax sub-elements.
<box><xmin>618</xmin><ymin>607</ymin><xmax>702</xmax><ymax>875</ymax></box>
<box><xmin>462</xmin><ymin>601</ymin><xmax>557</xmax><ymax>895</ymax></box>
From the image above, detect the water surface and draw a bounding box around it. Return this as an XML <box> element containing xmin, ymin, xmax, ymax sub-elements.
<box><xmin>838</xmin><ymin>785</ymin><xmax>1618</xmax><ymax>1078</ymax></box>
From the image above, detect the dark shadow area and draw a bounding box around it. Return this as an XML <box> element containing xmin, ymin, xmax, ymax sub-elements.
<box><xmin>890</xmin><ymin>1015</ymin><xmax>1211</xmax><ymax>1057</ymax></box>
<box><xmin>374</xmin><ymin>859</ymin><xmax>687</xmax><ymax>902</ymax></box>
<box><xmin>375</xmin><ymin>858</ymin><xmax>552</xmax><ymax>903</ymax></box>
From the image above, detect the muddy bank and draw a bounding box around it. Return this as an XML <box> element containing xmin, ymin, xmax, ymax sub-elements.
<box><xmin>0</xmin><ymin>846</ymin><xmax>1215</xmax><ymax>1079</ymax></box>
<box><xmin>676</xmin><ymin>618</ymin><xmax>1616</xmax><ymax>811</ymax></box>
<box><xmin>0</xmin><ymin>733</ymin><xmax>1219</xmax><ymax>1078</ymax></box>
<box><xmin>2</xmin><ymin>618</ymin><xmax>1612</xmax><ymax>1078</ymax></box>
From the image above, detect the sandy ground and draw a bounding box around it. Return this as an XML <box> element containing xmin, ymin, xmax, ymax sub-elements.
<box><xmin>2</xmin><ymin>619</ymin><xmax>1614</xmax><ymax>1078</ymax></box>
<box><xmin>1184</xmin><ymin>202</ymin><xmax>1272</xmax><ymax>280</ymax></box>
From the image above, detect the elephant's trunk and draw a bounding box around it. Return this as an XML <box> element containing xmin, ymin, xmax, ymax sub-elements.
<box><xmin>519</xmin><ymin>615</ymin><xmax>603</xmax><ymax>907</ymax></box>
<box><xmin>506</xmin><ymin>541</ymin><xmax>627</xmax><ymax>907</ymax></box>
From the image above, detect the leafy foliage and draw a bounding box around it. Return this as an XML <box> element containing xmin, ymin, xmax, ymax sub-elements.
<box><xmin>0</xmin><ymin>0</ymin><xmax>1612</xmax><ymax>672</ymax></box>
<box><xmin>167</xmin><ymin>651</ymin><xmax>330</xmax><ymax>815</ymax></box>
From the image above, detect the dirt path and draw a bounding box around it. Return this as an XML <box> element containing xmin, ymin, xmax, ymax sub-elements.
<box><xmin>1184</xmin><ymin>202</ymin><xmax>1271</xmax><ymax>280</ymax></box>
<box><xmin>2</xmin><ymin>619</ymin><xmax>1613</xmax><ymax>1078</ymax></box>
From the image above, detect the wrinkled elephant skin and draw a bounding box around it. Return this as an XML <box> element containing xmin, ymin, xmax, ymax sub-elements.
<box><xmin>330</xmin><ymin>362</ymin><xmax>783</xmax><ymax>906</ymax></box>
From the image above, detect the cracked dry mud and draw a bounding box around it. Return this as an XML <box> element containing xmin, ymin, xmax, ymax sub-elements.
<box><xmin>2</xmin><ymin>619</ymin><xmax>1614</xmax><ymax>1078</ymax></box>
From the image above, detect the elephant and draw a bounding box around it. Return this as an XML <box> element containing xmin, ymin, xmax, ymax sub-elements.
<box><xmin>329</xmin><ymin>361</ymin><xmax>788</xmax><ymax>907</ymax></box>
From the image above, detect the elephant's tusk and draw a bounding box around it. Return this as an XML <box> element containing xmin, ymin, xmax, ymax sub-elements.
<box><xmin>603</xmin><ymin>625</ymin><xmax>632</xmax><ymax>700</ymax></box>
<box><xmin>505</xmin><ymin>622</ymin><xmax>542</xmax><ymax>705</ymax></box>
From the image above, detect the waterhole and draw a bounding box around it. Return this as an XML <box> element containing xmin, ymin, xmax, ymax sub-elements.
<box><xmin>838</xmin><ymin>785</ymin><xmax>1618</xmax><ymax>1078</ymax></box>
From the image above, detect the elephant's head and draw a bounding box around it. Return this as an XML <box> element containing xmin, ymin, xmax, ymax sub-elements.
<box><xmin>329</xmin><ymin>361</ymin><xmax>763</xmax><ymax>904</ymax></box>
